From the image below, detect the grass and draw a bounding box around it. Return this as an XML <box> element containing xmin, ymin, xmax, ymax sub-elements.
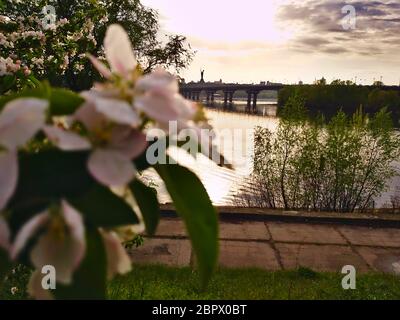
<box><xmin>2</xmin><ymin>264</ymin><xmax>399</xmax><ymax>300</ymax></box>
<box><xmin>108</xmin><ymin>265</ymin><xmax>400</xmax><ymax>300</ymax></box>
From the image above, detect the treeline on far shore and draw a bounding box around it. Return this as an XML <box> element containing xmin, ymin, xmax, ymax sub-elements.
<box><xmin>278</xmin><ymin>85</ymin><xmax>400</xmax><ymax>127</ymax></box>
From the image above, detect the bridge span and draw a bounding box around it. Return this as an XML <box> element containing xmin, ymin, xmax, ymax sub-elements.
<box><xmin>179</xmin><ymin>83</ymin><xmax>284</xmax><ymax>112</ymax></box>
<box><xmin>180</xmin><ymin>82</ymin><xmax>400</xmax><ymax>113</ymax></box>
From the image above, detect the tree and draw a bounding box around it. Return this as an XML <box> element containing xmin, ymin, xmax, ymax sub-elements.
<box><xmin>0</xmin><ymin>0</ymin><xmax>193</xmax><ymax>90</ymax></box>
<box><xmin>315</xmin><ymin>77</ymin><xmax>326</xmax><ymax>85</ymax></box>
<box><xmin>250</xmin><ymin>95</ymin><xmax>400</xmax><ymax>212</ymax></box>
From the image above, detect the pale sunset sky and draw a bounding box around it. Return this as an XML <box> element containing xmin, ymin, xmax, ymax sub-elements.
<box><xmin>141</xmin><ymin>0</ymin><xmax>400</xmax><ymax>85</ymax></box>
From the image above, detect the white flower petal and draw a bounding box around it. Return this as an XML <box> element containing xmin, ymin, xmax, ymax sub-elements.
<box><xmin>95</xmin><ymin>97</ymin><xmax>140</xmax><ymax>127</ymax></box>
<box><xmin>104</xmin><ymin>24</ymin><xmax>137</xmax><ymax>77</ymax></box>
<box><xmin>0</xmin><ymin>98</ymin><xmax>47</xmax><ymax>150</ymax></box>
<box><xmin>100</xmin><ymin>230</ymin><xmax>132</xmax><ymax>280</ymax></box>
<box><xmin>0</xmin><ymin>151</ymin><xmax>18</xmax><ymax>211</ymax></box>
<box><xmin>135</xmin><ymin>89</ymin><xmax>181</xmax><ymax>124</ymax></box>
<box><xmin>174</xmin><ymin>95</ymin><xmax>197</xmax><ymax>120</ymax></box>
<box><xmin>31</xmin><ymin>225</ymin><xmax>84</xmax><ymax>285</ymax></box>
<box><xmin>44</xmin><ymin>126</ymin><xmax>91</xmax><ymax>151</ymax></box>
<box><xmin>74</xmin><ymin>98</ymin><xmax>106</xmax><ymax>131</ymax></box>
<box><xmin>110</xmin><ymin>127</ymin><xmax>148</xmax><ymax>159</ymax></box>
<box><xmin>61</xmin><ymin>200</ymin><xmax>86</xmax><ymax>269</ymax></box>
<box><xmin>27</xmin><ymin>270</ymin><xmax>53</xmax><ymax>300</ymax></box>
<box><xmin>0</xmin><ymin>216</ymin><xmax>10</xmax><ymax>251</ymax></box>
<box><xmin>29</xmin><ymin>202</ymin><xmax>85</xmax><ymax>285</ymax></box>
<box><xmin>136</xmin><ymin>68</ymin><xmax>179</xmax><ymax>93</ymax></box>
<box><xmin>11</xmin><ymin>211</ymin><xmax>49</xmax><ymax>260</ymax></box>
<box><xmin>87</xmin><ymin>54</ymin><xmax>112</xmax><ymax>79</ymax></box>
<box><xmin>88</xmin><ymin>149</ymin><xmax>136</xmax><ymax>187</ymax></box>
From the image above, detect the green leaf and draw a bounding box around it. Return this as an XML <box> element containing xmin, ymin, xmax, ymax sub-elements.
<box><xmin>154</xmin><ymin>162</ymin><xmax>218</xmax><ymax>288</ymax></box>
<box><xmin>9</xmin><ymin>150</ymin><xmax>94</xmax><ymax>232</ymax></box>
<box><xmin>0</xmin><ymin>75</ymin><xmax>16</xmax><ymax>94</ymax></box>
<box><xmin>129</xmin><ymin>179</ymin><xmax>160</xmax><ymax>236</ymax></box>
<box><xmin>0</xmin><ymin>84</ymin><xmax>50</xmax><ymax>111</ymax></box>
<box><xmin>16</xmin><ymin>150</ymin><xmax>93</xmax><ymax>199</ymax></box>
<box><xmin>49</xmin><ymin>88</ymin><xmax>85</xmax><ymax>116</ymax></box>
<box><xmin>0</xmin><ymin>85</ymin><xmax>83</xmax><ymax>116</ymax></box>
<box><xmin>27</xmin><ymin>74</ymin><xmax>42</xmax><ymax>87</ymax></box>
<box><xmin>54</xmin><ymin>227</ymin><xmax>107</xmax><ymax>299</ymax></box>
<box><xmin>69</xmin><ymin>184</ymin><xmax>139</xmax><ymax>228</ymax></box>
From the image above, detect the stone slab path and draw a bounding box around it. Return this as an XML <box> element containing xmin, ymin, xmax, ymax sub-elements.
<box><xmin>127</xmin><ymin>218</ymin><xmax>400</xmax><ymax>275</ymax></box>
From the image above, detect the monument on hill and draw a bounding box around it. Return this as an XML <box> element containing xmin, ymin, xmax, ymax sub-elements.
<box><xmin>200</xmin><ymin>69</ymin><xmax>205</xmax><ymax>83</ymax></box>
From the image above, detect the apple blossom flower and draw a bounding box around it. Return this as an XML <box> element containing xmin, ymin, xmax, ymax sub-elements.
<box><xmin>87</xmin><ymin>24</ymin><xmax>225</xmax><ymax>164</ymax></box>
<box><xmin>44</xmin><ymin>91</ymin><xmax>147</xmax><ymax>187</ymax></box>
<box><xmin>88</xmin><ymin>25</ymin><xmax>198</xmax><ymax>129</ymax></box>
<box><xmin>0</xmin><ymin>16</ymin><xmax>11</xmax><ymax>24</ymax></box>
<box><xmin>100</xmin><ymin>229</ymin><xmax>132</xmax><ymax>279</ymax></box>
<box><xmin>27</xmin><ymin>270</ymin><xmax>53</xmax><ymax>300</ymax></box>
<box><xmin>0</xmin><ymin>98</ymin><xmax>47</xmax><ymax>210</ymax></box>
<box><xmin>134</xmin><ymin>68</ymin><xmax>198</xmax><ymax>130</ymax></box>
<box><xmin>23</xmin><ymin>67</ymin><xmax>31</xmax><ymax>76</ymax></box>
<box><xmin>11</xmin><ymin>200</ymin><xmax>86</xmax><ymax>286</ymax></box>
<box><xmin>88</xmin><ymin>24</ymin><xmax>137</xmax><ymax>81</ymax></box>
<box><xmin>58</xmin><ymin>18</ymin><xmax>69</xmax><ymax>26</ymax></box>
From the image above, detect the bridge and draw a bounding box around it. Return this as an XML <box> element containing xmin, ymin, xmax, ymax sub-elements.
<box><xmin>179</xmin><ymin>82</ymin><xmax>284</xmax><ymax>113</ymax></box>
<box><xmin>180</xmin><ymin>82</ymin><xmax>400</xmax><ymax>113</ymax></box>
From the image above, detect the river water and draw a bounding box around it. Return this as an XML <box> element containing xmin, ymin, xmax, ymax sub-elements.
<box><xmin>144</xmin><ymin>102</ymin><xmax>400</xmax><ymax>208</ymax></box>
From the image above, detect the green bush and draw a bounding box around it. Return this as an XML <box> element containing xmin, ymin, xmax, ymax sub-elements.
<box><xmin>247</xmin><ymin>95</ymin><xmax>400</xmax><ymax>212</ymax></box>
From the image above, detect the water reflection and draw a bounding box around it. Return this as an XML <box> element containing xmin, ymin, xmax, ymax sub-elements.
<box><xmin>143</xmin><ymin>106</ymin><xmax>399</xmax><ymax>208</ymax></box>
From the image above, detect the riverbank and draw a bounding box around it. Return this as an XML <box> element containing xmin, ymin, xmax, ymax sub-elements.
<box><xmin>161</xmin><ymin>205</ymin><xmax>400</xmax><ymax>227</ymax></box>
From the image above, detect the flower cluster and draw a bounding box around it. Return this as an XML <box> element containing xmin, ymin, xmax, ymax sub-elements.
<box><xmin>0</xmin><ymin>24</ymin><xmax>210</xmax><ymax>299</ymax></box>
<box><xmin>0</xmin><ymin>11</ymin><xmax>101</xmax><ymax>77</ymax></box>
<box><xmin>0</xmin><ymin>57</ymin><xmax>30</xmax><ymax>76</ymax></box>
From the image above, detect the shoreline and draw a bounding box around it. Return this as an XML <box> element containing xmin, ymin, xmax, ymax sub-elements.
<box><xmin>160</xmin><ymin>204</ymin><xmax>400</xmax><ymax>228</ymax></box>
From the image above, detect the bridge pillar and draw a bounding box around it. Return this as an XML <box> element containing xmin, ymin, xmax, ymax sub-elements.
<box><xmin>246</xmin><ymin>92</ymin><xmax>252</xmax><ymax>112</ymax></box>
<box><xmin>223</xmin><ymin>91</ymin><xmax>229</xmax><ymax>107</ymax></box>
<box><xmin>228</xmin><ymin>92</ymin><xmax>234</xmax><ymax>104</ymax></box>
<box><xmin>206</xmin><ymin>91</ymin><xmax>214</xmax><ymax>104</ymax></box>
<box><xmin>252</xmin><ymin>92</ymin><xmax>258</xmax><ymax>113</ymax></box>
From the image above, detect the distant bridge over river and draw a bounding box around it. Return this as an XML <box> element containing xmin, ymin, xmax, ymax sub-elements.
<box><xmin>180</xmin><ymin>82</ymin><xmax>284</xmax><ymax>113</ymax></box>
<box><xmin>180</xmin><ymin>82</ymin><xmax>400</xmax><ymax>113</ymax></box>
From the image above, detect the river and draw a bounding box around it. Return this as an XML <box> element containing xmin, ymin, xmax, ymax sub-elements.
<box><xmin>143</xmin><ymin>102</ymin><xmax>400</xmax><ymax>209</ymax></box>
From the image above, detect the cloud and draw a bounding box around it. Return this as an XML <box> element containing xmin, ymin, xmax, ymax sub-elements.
<box><xmin>144</xmin><ymin>0</ymin><xmax>400</xmax><ymax>84</ymax></box>
<box><xmin>277</xmin><ymin>0</ymin><xmax>400</xmax><ymax>56</ymax></box>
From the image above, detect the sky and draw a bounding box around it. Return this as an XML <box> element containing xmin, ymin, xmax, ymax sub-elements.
<box><xmin>141</xmin><ymin>0</ymin><xmax>400</xmax><ymax>85</ymax></box>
